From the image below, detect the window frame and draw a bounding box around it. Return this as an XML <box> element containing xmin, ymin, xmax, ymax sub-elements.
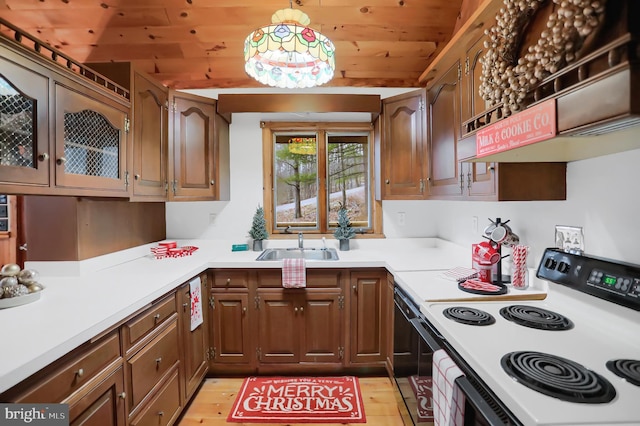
<box><xmin>261</xmin><ymin>121</ymin><xmax>383</xmax><ymax>238</ymax></box>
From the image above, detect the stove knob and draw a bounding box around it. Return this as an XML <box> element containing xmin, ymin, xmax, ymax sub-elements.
<box><xmin>558</xmin><ymin>262</ymin><xmax>570</xmax><ymax>274</ymax></box>
<box><xmin>544</xmin><ymin>258</ymin><xmax>558</xmax><ymax>269</ymax></box>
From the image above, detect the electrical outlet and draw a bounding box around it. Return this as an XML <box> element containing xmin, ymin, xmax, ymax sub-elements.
<box><xmin>472</xmin><ymin>216</ymin><xmax>478</xmax><ymax>233</ymax></box>
<box><xmin>398</xmin><ymin>212</ymin><xmax>406</xmax><ymax>226</ymax></box>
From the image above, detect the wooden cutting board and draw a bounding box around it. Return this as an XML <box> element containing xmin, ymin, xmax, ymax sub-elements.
<box><xmin>425</xmin><ymin>291</ymin><xmax>548</xmax><ymax>303</ymax></box>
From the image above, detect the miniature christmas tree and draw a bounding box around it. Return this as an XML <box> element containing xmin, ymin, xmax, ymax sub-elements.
<box><xmin>249</xmin><ymin>206</ymin><xmax>269</xmax><ymax>241</ymax></box>
<box><xmin>333</xmin><ymin>207</ymin><xmax>356</xmax><ymax>240</ymax></box>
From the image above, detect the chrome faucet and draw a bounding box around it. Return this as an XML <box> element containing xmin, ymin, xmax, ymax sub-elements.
<box><xmin>298</xmin><ymin>232</ymin><xmax>304</xmax><ymax>249</ymax></box>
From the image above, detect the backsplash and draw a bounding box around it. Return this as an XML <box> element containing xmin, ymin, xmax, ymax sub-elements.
<box><xmin>166</xmin><ymin>113</ymin><xmax>640</xmax><ymax>267</ymax></box>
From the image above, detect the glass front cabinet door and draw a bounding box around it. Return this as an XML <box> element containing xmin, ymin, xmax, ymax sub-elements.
<box><xmin>54</xmin><ymin>83</ymin><xmax>129</xmax><ymax>195</ymax></box>
<box><xmin>0</xmin><ymin>52</ymin><xmax>50</xmax><ymax>188</ymax></box>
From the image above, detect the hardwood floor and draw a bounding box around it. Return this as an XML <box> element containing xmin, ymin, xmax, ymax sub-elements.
<box><xmin>178</xmin><ymin>377</ymin><xmax>407</xmax><ymax>426</ymax></box>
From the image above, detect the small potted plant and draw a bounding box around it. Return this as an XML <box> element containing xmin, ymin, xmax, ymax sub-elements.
<box><xmin>334</xmin><ymin>207</ymin><xmax>356</xmax><ymax>251</ymax></box>
<box><xmin>249</xmin><ymin>206</ymin><xmax>269</xmax><ymax>251</ymax></box>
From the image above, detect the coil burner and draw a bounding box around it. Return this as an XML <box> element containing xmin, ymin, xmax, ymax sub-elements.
<box><xmin>501</xmin><ymin>351</ymin><xmax>616</xmax><ymax>403</ymax></box>
<box><xmin>443</xmin><ymin>307</ymin><xmax>496</xmax><ymax>326</ymax></box>
<box><xmin>500</xmin><ymin>305</ymin><xmax>573</xmax><ymax>330</ymax></box>
<box><xmin>606</xmin><ymin>359</ymin><xmax>640</xmax><ymax>386</ymax></box>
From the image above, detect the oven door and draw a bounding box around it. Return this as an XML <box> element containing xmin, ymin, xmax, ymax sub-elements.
<box><xmin>393</xmin><ymin>286</ymin><xmax>425</xmax><ymax>425</ymax></box>
<box><xmin>394</xmin><ymin>285</ymin><xmax>521</xmax><ymax>426</ymax></box>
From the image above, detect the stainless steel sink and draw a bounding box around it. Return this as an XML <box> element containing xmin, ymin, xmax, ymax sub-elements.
<box><xmin>256</xmin><ymin>248</ymin><xmax>339</xmax><ymax>261</ymax></box>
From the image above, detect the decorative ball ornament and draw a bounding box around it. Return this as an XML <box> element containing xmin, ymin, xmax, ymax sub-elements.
<box><xmin>479</xmin><ymin>0</ymin><xmax>607</xmax><ymax>114</ymax></box>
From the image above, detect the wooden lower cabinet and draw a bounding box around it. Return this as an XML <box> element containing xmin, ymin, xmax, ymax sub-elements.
<box><xmin>209</xmin><ymin>290</ymin><xmax>253</xmax><ymax>368</ymax></box>
<box><xmin>257</xmin><ymin>288</ymin><xmax>343</xmax><ymax>365</ymax></box>
<box><xmin>65</xmin><ymin>364</ymin><xmax>127</xmax><ymax>426</ymax></box>
<box><xmin>0</xmin><ymin>330</ymin><xmax>126</xmax><ymax>425</ymax></box>
<box><xmin>178</xmin><ymin>274</ymin><xmax>209</xmax><ymax>403</ymax></box>
<box><xmin>205</xmin><ymin>267</ymin><xmax>391</xmax><ymax>374</ymax></box>
<box><xmin>348</xmin><ymin>269</ymin><xmax>391</xmax><ymax>366</ymax></box>
<box><xmin>129</xmin><ymin>367</ymin><xmax>181</xmax><ymax>426</ymax></box>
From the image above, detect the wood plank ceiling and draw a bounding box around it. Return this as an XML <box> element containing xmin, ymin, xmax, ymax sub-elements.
<box><xmin>0</xmin><ymin>0</ymin><xmax>464</xmax><ymax>90</ymax></box>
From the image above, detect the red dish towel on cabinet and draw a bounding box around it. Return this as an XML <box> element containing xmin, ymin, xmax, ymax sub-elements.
<box><xmin>433</xmin><ymin>349</ymin><xmax>466</xmax><ymax>426</ymax></box>
<box><xmin>282</xmin><ymin>258</ymin><xmax>306</xmax><ymax>288</ymax></box>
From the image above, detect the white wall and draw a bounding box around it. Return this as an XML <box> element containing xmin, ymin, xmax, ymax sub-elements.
<box><xmin>166</xmin><ymin>113</ymin><xmax>640</xmax><ymax>266</ymax></box>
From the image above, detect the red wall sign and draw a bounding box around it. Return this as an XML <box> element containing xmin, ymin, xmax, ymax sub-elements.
<box><xmin>476</xmin><ymin>99</ymin><xmax>557</xmax><ymax>157</ymax></box>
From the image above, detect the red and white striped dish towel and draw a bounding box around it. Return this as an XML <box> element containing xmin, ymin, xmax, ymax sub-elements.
<box><xmin>282</xmin><ymin>258</ymin><xmax>306</xmax><ymax>288</ymax></box>
<box><xmin>433</xmin><ymin>349</ymin><xmax>466</xmax><ymax>426</ymax></box>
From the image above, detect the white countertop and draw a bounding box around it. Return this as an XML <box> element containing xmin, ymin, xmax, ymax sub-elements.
<box><xmin>0</xmin><ymin>237</ymin><xmax>508</xmax><ymax>394</ymax></box>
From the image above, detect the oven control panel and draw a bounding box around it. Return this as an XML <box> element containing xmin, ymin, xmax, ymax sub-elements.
<box><xmin>537</xmin><ymin>248</ymin><xmax>640</xmax><ymax>311</ymax></box>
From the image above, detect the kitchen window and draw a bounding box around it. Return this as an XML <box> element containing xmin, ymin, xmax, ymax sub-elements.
<box><xmin>261</xmin><ymin>122</ymin><xmax>382</xmax><ymax>236</ymax></box>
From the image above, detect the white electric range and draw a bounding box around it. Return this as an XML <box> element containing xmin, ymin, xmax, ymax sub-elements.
<box><xmin>419</xmin><ymin>248</ymin><xmax>640</xmax><ymax>425</ymax></box>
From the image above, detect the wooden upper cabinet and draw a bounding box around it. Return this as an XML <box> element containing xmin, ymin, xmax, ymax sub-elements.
<box><xmin>381</xmin><ymin>90</ymin><xmax>428</xmax><ymax>199</ymax></box>
<box><xmin>460</xmin><ymin>35</ymin><xmax>488</xmax><ymax>137</ymax></box>
<box><xmin>87</xmin><ymin>63</ymin><xmax>169</xmax><ymax>201</ymax></box>
<box><xmin>131</xmin><ymin>71</ymin><xmax>168</xmax><ymax>200</ymax></box>
<box><xmin>169</xmin><ymin>92</ymin><xmax>230</xmax><ymax>201</ymax></box>
<box><xmin>0</xmin><ymin>40</ymin><xmax>130</xmax><ymax>197</ymax></box>
<box><xmin>461</xmin><ymin>161</ymin><xmax>495</xmax><ymax>197</ymax></box>
<box><xmin>0</xmin><ymin>46</ymin><xmax>50</xmax><ymax>189</ymax></box>
<box><xmin>53</xmin><ymin>83</ymin><xmax>129</xmax><ymax>196</ymax></box>
<box><xmin>428</xmin><ymin>61</ymin><xmax>462</xmax><ymax>198</ymax></box>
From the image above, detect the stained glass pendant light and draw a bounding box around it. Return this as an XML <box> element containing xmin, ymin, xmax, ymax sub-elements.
<box><xmin>288</xmin><ymin>137</ymin><xmax>317</xmax><ymax>155</ymax></box>
<box><xmin>244</xmin><ymin>5</ymin><xmax>336</xmax><ymax>88</ymax></box>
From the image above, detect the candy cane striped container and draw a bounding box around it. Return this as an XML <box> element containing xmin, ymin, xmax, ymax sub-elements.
<box><xmin>511</xmin><ymin>245</ymin><xmax>529</xmax><ymax>289</ymax></box>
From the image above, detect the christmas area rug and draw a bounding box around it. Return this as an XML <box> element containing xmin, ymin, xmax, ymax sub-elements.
<box><xmin>226</xmin><ymin>376</ymin><xmax>366</xmax><ymax>423</ymax></box>
<box><xmin>408</xmin><ymin>375</ymin><xmax>434</xmax><ymax>423</ymax></box>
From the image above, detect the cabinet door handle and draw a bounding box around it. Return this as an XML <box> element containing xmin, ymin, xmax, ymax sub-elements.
<box><xmin>157</xmin><ymin>411</ymin><xmax>164</xmax><ymax>417</ymax></box>
<box><xmin>210</xmin><ymin>180</ymin><xmax>215</xmax><ymax>185</ymax></box>
<box><xmin>155</xmin><ymin>357</ymin><xmax>162</xmax><ymax>364</ymax></box>
<box><xmin>37</xmin><ymin>153</ymin><xmax>49</xmax><ymax>162</ymax></box>
<box><xmin>56</xmin><ymin>157</ymin><xmax>66</xmax><ymax>165</ymax></box>
<box><xmin>75</xmin><ymin>368</ymin><xmax>84</xmax><ymax>378</ymax></box>
<box><xmin>134</xmin><ymin>174</ymin><xmax>141</xmax><ymax>180</ymax></box>
<box><xmin>385</xmin><ymin>179</ymin><xmax>389</xmax><ymax>184</ymax></box>
<box><xmin>183</xmin><ymin>302</ymin><xmax>189</xmax><ymax>310</ymax></box>
<box><xmin>242</xmin><ymin>306</ymin><xmax>247</xmax><ymax>313</ymax></box>
<box><xmin>352</xmin><ymin>285</ymin><xmax>357</xmax><ymax>293</ymax></box>
<box><xmin>118</xmin><ymin>392</ymin><xmax>126</xmax><ymax>399</ymax></box>
<box><xmin>299</xmin><ymin>307</ymin><xmax>304</xmax><ymax>313</ymax></box>
<box><xmin>294</xmin><ymin>307</ymin><xmax>299</xmax><ymax>312</ymax></box>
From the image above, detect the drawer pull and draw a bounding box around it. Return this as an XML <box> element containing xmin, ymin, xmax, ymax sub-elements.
<box><xmin>158</xmin><ymin>411</ymin><xmax>164</xmax><ymax>417</ymax></box>
<box><xmin>118</xmin><ymin>392</ymin><xmax>126</xmax><ymax>399</ymax></box>
<box><xmin>299</xmin><ymin>306</ymin><xmax>304</xmax><ymax>313</ymax></box>
<box><xmin>155</xmin><ymin>357</ymin><xmax>162</xmax><ymax>364</ymax></box>
<box><xmin>154</xmin><ymin>313</ymin><xmax>161</xmax><ymax>321</ymax></box>
<box><xmin>226</xmin><ymin>278</ymin><xmax>231</xmax><ymax>284</ymax></box>
<box><xmin>75</xmin><ymin>368</ymin><xmax>84</xmax><ymax>378</ymax></box>
<box><xmin>294</xmin><ymin>307</ymin><xmax>299</xmax><ymax>312</ymax></box>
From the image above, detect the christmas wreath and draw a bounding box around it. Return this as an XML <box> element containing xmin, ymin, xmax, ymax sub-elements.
<box><xmin>479</xmin><ymin>0</ymin><xmax>607</xmax><ymax>115</ymax></box>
